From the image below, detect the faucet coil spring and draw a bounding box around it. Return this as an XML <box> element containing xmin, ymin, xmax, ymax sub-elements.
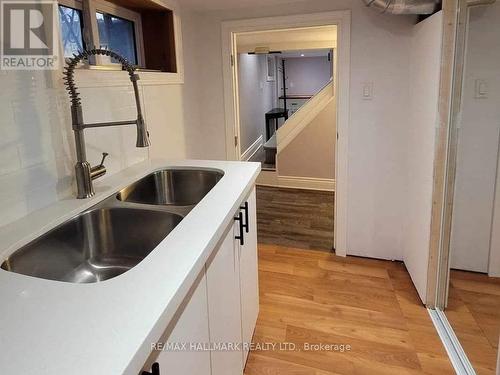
<box><xmin>63</xmin><ymin>47</ymin><xmax>137</xmax><ymax>106</ymax></box>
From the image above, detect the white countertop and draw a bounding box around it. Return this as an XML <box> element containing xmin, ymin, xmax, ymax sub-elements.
<box><xmin>0</xmin><ymin>159</ymin><xmax>260</xmax><ymax>375</ymax></box>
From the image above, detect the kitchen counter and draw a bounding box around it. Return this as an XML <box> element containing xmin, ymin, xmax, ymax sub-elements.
<box><xmin>0</xmin><ymin>159</ymin><xmax>260</xmax><ymax>375</ymax></box>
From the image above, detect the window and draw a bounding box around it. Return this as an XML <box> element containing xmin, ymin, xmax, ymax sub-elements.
<box><xmin>96</xmin><ymin>12</ymin><xmax>137</xmax><ymax>64</ymax></box>
<box><xmin>58</xmin><ymin>5</ymin><xmax>84</xmax><ymax>58</ymax></box>
<box><xmin>56</xmin><ymin>0</ymin><xmax>177</xmax><ymax>72</ymax></box>
<box><xmin>266</xmin><ymin>56</ymin><xmax>276</xmax><ymax>82</ymax></box>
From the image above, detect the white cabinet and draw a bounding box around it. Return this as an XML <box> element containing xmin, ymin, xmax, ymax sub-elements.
<box><xmin>205</xmin><ymin>186</ymin><xmax>259</xmax><ymax>373</ymax></box>
<box><xmin>142</xmin><ymin>186</ymin><xmax>259</xmax><ymax>375</ymax></box>
<box><xmin>206</xmin><ymin>224</ymin><xmax>244</xmax><ymax>375</ymax></box>
<box><xmin>142</xmin><ymin>272</ymin><xmax>211</xmax><ymax>375</ymax></box>
<box><xmin>237</xmin><ymin>188</ymin><xmax>259</xmax><ymax>364</ymax></box>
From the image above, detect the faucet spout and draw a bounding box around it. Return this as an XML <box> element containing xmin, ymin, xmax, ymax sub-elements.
<box><xmin>63</xmin><ymin>48</ymin><xmax>151</xmax><ymax>199</ymax></box>
<box><xmin>136</xmin><ymin>115</ymin><xmax>150</xmax><ymax>147</ymax></box>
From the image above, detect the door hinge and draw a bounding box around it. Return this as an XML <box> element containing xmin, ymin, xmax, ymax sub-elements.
<box><xmin>234</xmin><ymin>135</ymin><xmax>238</xmax><ymax>147</ymax></box>
<box><xmin>337</xmin><ymin>132</ymin><xmax>339</xmax><ymax>140</ymax></box>
<box><xmin>230</xmin><ymin>54</ymin><xmax>234</xmax><ymax>66</ymax></box>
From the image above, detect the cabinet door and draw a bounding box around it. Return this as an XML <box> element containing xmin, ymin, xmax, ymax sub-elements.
<box><xmin>206</xmin><ymin>223</ymin><xmax>244</xmax><ymax>375</ymax></box>
<box><xmin>143</xmin><ymin>272</ymin><xmax>211</xmax><ymax>375</ymax></box>
<box><xmin>239</xmin><ymin>187</ymin><xmax>259</xmax><ymax>364</ymax></box>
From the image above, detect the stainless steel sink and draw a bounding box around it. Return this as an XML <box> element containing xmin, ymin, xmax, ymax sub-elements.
<box><xmin>117</xmin><ymin>168</ymin><xmax>223</xmax><ymax>206</ymax></box>
<box><xmin>1</xmin><ymin>208</ymin><xmax>182</xmax><ymax>283</ymax></box>
<box><xmin>1</xmin><ymin>168</ymin><xmax>223</xmax><ymax>283</ymax></box>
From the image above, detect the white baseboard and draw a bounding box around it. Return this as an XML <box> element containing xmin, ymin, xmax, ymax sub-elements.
<box><xmin>241</xmin><ymin>135</ymin><xmax>263</xmax><ymax>161</ymax></box>
<box><xmin>257</xmin><ymin>171</ymin><xmax>335</xmax><ymax>191</ymax></box>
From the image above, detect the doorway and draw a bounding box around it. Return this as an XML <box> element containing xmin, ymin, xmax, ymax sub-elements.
<box><xmin>239</xmin><ymin>48</ymin><xmax>334</xmax><ymax>172</ymax></box>
<box><xmin>221</xmin><ymin>11</ymin><xmax>350</xmax><ymax>256</ymax></box>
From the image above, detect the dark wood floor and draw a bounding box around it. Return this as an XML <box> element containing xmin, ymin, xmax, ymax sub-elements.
<box><xmin>256</xmin><ymin>186</ymin><xmax>334</xmax><ymax>251</ymax></box>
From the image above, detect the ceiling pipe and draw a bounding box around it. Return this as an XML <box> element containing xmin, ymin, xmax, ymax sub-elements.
<box><xmin>467</xmin><ymin>0</ymin><xmax>495</xmax><ymax>6</ymax></box>
<box><xmin>362</xmin><ymin>0</ymin><xmax>441</xmax><ymax>14</ymax></box>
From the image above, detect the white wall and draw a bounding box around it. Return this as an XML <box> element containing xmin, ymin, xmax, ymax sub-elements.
<box><xmin>181</xmin><ymin>0</ymin><xmax>416</xmax><ymax>261</ymax></box>
<box><xmin>278</xmin><ymin>98</ymin><xmax>335</xmax><ymax>179</ymax></box>
<box><xmin>497</xmin><ymin>340</ymin><xmax>500</xmax><ymax>375</ymax></box>
<box><xmin>490</xmin><ymin>151</ymin><xmax>500</xmax><ymax>277</ymax></box>
<box><xmin>450</xmin><ymin>3</ymin><xmax>500</xmax><ymax>274</ymax></box>
<box><xmin>403</xmin><ymin>12</ymin><xmax>443</xmax><ymax>303</ymax></box>
<box><xmin>0</xmin><ymin>2</ymin><xmax>186</xmax><ymax>228</ymax></box>
<box><xmin>285</xmin><ymin>56</ymin><xmax>331</xmax><ymax>95</ymax></box>
<box><xmin>237</xmin><ymin>54</ymin><xmax>275</xmax><ymax>153</ymax></box>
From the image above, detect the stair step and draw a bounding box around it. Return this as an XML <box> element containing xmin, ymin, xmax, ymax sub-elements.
<box><xmin>263</xmin><ymin>134</ymin><xmax>277</xmax><ymax>150</ymax></box>
<box><xmin>263</xmin><ymin>134</ymin><xmax>277</xmax><ymax>164</ymax></box>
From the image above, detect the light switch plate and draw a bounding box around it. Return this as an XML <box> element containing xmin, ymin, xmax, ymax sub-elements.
<box><xmin>362</xmin><ymin>82</ymin><xmax>373</xmax><ymax>100</ymax></box>
<box><xmin>475</xmin><ymin>79</ymin><xmax>488</xmax><ymax>99</ymax></box>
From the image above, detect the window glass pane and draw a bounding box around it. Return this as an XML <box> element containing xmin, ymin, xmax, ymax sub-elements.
<box><xmin>58</xmin><ymin>5</ymin><xmax>84</xmax><ymax>58</ymax></box>
<box><xmin>96</xmin><ymin>12</ymin><xmax>138</xmax><ymax>65</ymax></box>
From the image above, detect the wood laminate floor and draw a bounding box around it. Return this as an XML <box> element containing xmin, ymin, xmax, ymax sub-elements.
<box><xmin>244</xmin><ymin>244</ymin><xmax>454</xmax><ymax>375</ymax></box>
<box><xmin>446</xmin><ymin>270</ymin><xmax>500</xmax><ymax>375</ymax></box>
<box><xmin>256</xmin><ymin>186</ymin><xmax>334</xmax><ymax>251</ymax></box>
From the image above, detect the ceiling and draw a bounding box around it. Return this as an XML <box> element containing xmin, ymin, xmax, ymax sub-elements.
<box><xmin>177</xmin><ymin>0</ymin><xmax>306</xmax><ymax>11</ymax></box>
<box><xmin>277</xmin><ymin>49</ymin><xmax>331</xmax><ymax>58</ymax></box>
<box><xmin>236</xmin><ymin>26</ymin><xmax>337</xmax><ymax>53</ymax></box>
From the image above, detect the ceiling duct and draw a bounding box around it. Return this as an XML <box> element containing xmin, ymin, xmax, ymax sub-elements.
<box><xmin>363</xmin><ymin>0</ymin><xmax>440</xmax><ymax>14</ymax></box>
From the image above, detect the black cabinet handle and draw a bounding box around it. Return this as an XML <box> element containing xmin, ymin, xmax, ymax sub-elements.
<box><xmin>142</xmin><ymin>362</ymin><xmax>160</xmax><ymax>375</ymax></box>
<box><xmin>234</xmin><ymin>211</ymin><xmax>244</xmax><ymax>246</ymax></box>
<box><xmin>240</xmin><ymin>201</ymin><xmax>249</xmax><ymax>233</ymax></box>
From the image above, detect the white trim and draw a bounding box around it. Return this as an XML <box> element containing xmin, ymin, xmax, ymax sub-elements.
<box><xmin>73</xmin><ymin>69</ymin><xmax>183</xmax><ymax>87</ymax></box>
<box><xmin>257</xmin><ymin>171</ymin><xmax>335</xmax><ymax>192</ymax></box>
<box><xmin>241</xmin><ymin>136</ymin><xmax>263</xmax><ymax>161</ymax></box>
<box><xmin>238</xmin><ymin>40</ymin><xmax>336</xmax><ymax>54</ymax></box>
<box><xmin>56</xmin><ymin>0</ymin><xmax>184</xmax><ymax>83</ymax></box>
<box><xmin>488</xmin><ymin>131</ymin><xmax>500</xmax><ymax>277</ymax></box>
<box><xmin>428</xmin><ymin>308</ymin><xmax>476</xmax><ymax>375</ymax></box>
<box><xmin>221</xmin><ymin>11</ymin><xmax>350</xmax><ymax>257</ymax></box>
<box><xmin>278</xmin><ymin>176</ymin><xmax>336</xmax><ymax>191</ymax></box>
<box><xmin>94</xmin><ymin>0</ymin><xmax>146</xmax><ymax>67</ymax></box>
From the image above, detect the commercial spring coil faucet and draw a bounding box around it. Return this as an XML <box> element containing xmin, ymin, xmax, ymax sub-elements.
<box><xmin>63</xmin><ymin>48</ymin><xmax>150</xmax><ymax>199</ymax></box>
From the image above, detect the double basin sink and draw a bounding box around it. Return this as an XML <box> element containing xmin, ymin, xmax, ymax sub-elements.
<box><xmin>0</xmin><ymin>169</ymin><xmax>223</xmax><ymax>284</ymax></box>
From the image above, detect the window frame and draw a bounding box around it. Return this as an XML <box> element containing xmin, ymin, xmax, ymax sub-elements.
<box><xmin>94</xmin><ymin>0</ymin><xmax>145</xmax><ymax>66</ymax></box>
<box><xmin>58</xmin><ymin>0</ymin><xmax>146</xmax><ymax>67</ymax></box>
<box><xmin>57</xmin><ymin>2</ymin><xmax>85</xmax><ymax>59</ymax></box>
<box><xmin>59</xmin><ymin>0</ymin><xmax>82</xmax><ymax>12</ymax></box>
<box><xmin>56</xmin><ymin>0</ymin><xmax>184</xmax><ymax>85</ymax></box>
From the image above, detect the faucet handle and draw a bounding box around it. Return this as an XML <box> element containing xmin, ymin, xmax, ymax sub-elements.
<box><xmin>98</xmin><ymin>152</ymin><xmax>109</xmax><ymax>167</ymax></box>
<box><xmin>90</xmin><ymin>152</ymin><xmax>108</xmax><ymax>180</ymax></box>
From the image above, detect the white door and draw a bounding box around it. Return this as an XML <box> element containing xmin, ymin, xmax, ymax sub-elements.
<box><xmin>403</xmin><ymin>12</ymin><xmax>443</xmax><ymax>303</ymax></box>
<box><xmin>206</xmin><ymin>223</ymin><xmax>244</xmax><ymax>375</ymax></box>
<box><xmin>238</xmin><ymin>188</ymin><xmax>259</xmax><ymax>364</ymax></box>
<box><xmin>143</xmin><ymin>272</ymin><xmax>211</xmax><ymax>375</ymax></box>
<box><xmin>449</xmin><ymin>8</ymin><xmax>500</xmax><ymax>272</ymax></box>
<box><xmin>450</xmin><ymin>126</ymin><xmax>500</xmax><ymax>272</ymax></box>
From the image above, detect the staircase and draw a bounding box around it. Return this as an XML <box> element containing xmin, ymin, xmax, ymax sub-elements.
<box><xmin>277</xmin><ymin>80</ymin><xmax>334</xmax><ymax>152</ymax></box>
<box><xmin>263</xmin><ymin>80</ymin><xmax>334</xmax><ymax>167</ymax></box>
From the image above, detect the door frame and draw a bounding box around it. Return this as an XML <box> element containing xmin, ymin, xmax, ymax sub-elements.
<box><xmin>426</xmin><ymin>0</ymin><xmax>497</xmax><ymax>308</ymax></box>
<box><xmin>221</xmin><ymin>11</ymin><xmax>351</xmax><ymax>257</ymax></box>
